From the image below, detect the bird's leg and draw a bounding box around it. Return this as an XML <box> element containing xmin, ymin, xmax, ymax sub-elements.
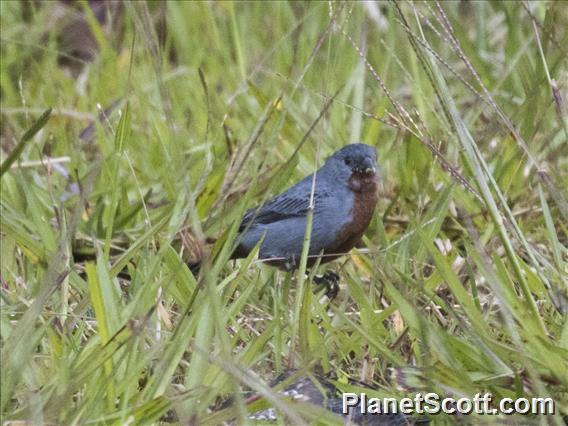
<box><xmin>313</xmin><ymin>271</ymin><xmax>340</xmax><ymax>300</ymax></box>
<box><xmin>283</xmin><ymin>254</ymin><xmax>298</xmax><ymax>271</ymax></box>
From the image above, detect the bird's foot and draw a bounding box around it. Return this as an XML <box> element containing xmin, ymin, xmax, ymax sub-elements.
<box><xmin>313</xmin><ymin>271</ymin><xmax>340</xmax><ymax>300</ymax></box>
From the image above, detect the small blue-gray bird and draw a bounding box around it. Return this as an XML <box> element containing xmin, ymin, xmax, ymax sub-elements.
<box><xmin>232</xmin><ymin>143</ymin><xmax>379</xmax><ymax>270</ymax></box>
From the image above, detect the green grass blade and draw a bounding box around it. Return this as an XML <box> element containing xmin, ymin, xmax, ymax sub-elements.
<box><xmin>0</xmin><ymin>108</ymin><xmax>51</xmax><ymax>177</ymax></box>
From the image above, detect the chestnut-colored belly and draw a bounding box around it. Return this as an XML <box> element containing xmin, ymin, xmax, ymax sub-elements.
<box><xmin>329</xmin><ymin>174</ymin><xmax>378</xmax><ymax>258</ymax></box>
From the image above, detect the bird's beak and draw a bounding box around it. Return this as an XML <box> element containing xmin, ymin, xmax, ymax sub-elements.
<box><xmin>362</xmin><ymin>157</ymin><xmax>377</xmax><ymax>175</ymax></box>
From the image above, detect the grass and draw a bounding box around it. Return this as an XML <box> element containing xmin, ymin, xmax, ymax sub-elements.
<box><xmin>1</xmin><ymin>1</ymin><xmax>567</xmax><ymax>424</ymax></box>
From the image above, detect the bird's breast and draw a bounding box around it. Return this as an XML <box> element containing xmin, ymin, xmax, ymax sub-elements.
<box><xmin>348</xmin><ymin>179</ymin><xmax>378</xmax><ymax>234</ymax></box>
<box><xmin>332</xmin><ymin>174</ymin><xmax>378</xmax><ymax>253</ymax></box>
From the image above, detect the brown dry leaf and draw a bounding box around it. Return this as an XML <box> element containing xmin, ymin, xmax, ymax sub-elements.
<box><xmin>391</xmin><ymin>309</ymin><xmax>405</xmax><ymax>335</ymax></box>
<box><xmin>157</xmin><ymin>301</ymin><xmax>172</xmax><ymax>330</ymax></box>
<box><xmin>351</xmin><ymin>250</ymin><xmax>372</xmax><ymax>278</ymax></box>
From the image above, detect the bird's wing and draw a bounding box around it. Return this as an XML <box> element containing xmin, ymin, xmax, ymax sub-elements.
<box><xmin>239</xmin><ymin>184</ymin><xmax>331</xmax><ymax>231</ymax></box>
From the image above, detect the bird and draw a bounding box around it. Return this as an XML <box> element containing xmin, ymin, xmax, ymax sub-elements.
<box><xmin>231</xmin><ymin>143</ymin><xmax>379</xmax><ymax>271</ymax></box>
<box><xmin>234</xmin><ymin>370</ymin><xmax>430</xmax><ymax>425</ymax></box>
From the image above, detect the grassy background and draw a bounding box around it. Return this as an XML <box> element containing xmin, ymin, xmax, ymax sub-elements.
<box><xmin>1</xmin><ymin>1</ymin><xmax>567</xmax><ymax>424</ymax></box>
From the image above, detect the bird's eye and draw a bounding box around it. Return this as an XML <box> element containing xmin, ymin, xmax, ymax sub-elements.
<box><xmin>344</xmin><ymin>158</ymin><xmax>351</xmax><ymax>166</ymax></box>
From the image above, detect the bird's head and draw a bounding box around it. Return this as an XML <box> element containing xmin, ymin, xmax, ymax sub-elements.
<box><xmin>321</xmin><ymin>143</ymin><xmax>378</xmax><ymax>188</ymax></box>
